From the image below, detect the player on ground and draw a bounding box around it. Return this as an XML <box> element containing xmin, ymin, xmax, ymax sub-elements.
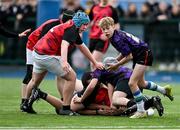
<box><xmin>98</xmin><ymin>17</ymin><xmax>173</xmax><ymax>118</ymax></box>
<box><xmin>20</xmin><ymin>10</ymin><xmax>75</xmax><ymax>111</ymax></box>
<box><xmin>88</xmin><ymin>0</ymin><xmax>119</xmax><ymax>70</ymax></box>
<box><xmin>28</xmin><ymin>72</ymin><xmax>163</xmax><ymax>116</ymax></box>
<box><xmin>73</xmin><ymin>58</ymin><xmax>164</xmax><ymax>117</ymax></box>
<box><xmin>21</xmin><ymin>11</ymin><xmax>104</xmax><ymax>115</ymax></box>
<box><xmin>27</xmin><ymin>84</ymin><xmax>117</xmax><ymax>116</ymax></box>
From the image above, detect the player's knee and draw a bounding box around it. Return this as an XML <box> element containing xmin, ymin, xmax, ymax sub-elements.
<box><xmin>112</xmin><ymin>98</ymin><xmax>118</xmax><ymax>106</ymax></box>
<box><xmin>62</xmin><ymin>70</ymin><xmax>76</xmax><ymax>84</ymax></box>
<box><xmin>128</xmin><ymin>81</ymin><xmax>135</xmax><ymax>88</ymax></box>
<box><xmin>68</xmin><ymin>70</ymin><xmax>77</xmax><ymax>81</ymax></box>
<box><xmin>138</xmin><ymin>80</ymin><xmax>147</xmax><ymax>88</ymax></box>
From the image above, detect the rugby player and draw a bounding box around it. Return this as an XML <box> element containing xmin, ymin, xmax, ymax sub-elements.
<box><xmin>98</xmin><ymin>17</ymin><xmax>173</xmax><ymax>118</ymax></box>
<box><xmin>88</xmin><ymin>0</ymin><xmax>119</xmax><ymax>70</ymax></box>
<box><xmin>21</xmin><ymin>11</ymin><xmax>104</xmax><ymax>115</ymax></box>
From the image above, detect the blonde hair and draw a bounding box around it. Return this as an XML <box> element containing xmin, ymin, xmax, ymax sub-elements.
<box><xmin>98</xmin><ymin>17</ymin><xmax>115</xmax><ymax>29</ymax></box>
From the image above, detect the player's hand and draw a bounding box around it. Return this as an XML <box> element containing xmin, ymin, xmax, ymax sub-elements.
<box><xmin>19</xmin><ymin>28</ymin><xmax>31</xmax><ymax>37</ymax></box>
<box><xmin>62</xmin><ymin>61</ymin><xmax>71</xmax><ymax>73</ymax></box>
<box><xmin>100</xmin><ymin>34</ymin><xmax>108</xmax><ymax>41</ymax></box>
<box><xmin>106</xmin><ymin>63</ymin><xmax>120</xmax><ymax>71</ymax></box>
<box><xmin>73</xmin><ymin>95</ymin><xmax>82</xmax><ymax>103</ymax></box>
<box><xmin>98</xmin><ymin>109</ymin><xmax>114</xmax><ymax>116</ymax></box>
<box><xmin>94</xmin><ymin>62</ymin><xmax>104</xmax><ymax>70</ymax></box>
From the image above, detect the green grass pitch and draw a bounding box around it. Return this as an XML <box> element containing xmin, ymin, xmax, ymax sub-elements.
<box><xmin>0</xmin><ymin>78</ymin><xmax>180</xmax><ymax>129</ymax></box>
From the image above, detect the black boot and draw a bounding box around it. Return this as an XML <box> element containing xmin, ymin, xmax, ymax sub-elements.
<box><xmin>21</xmin><ymin>99</ymin><xmax>37</xmax><ymax>114</ymax></box>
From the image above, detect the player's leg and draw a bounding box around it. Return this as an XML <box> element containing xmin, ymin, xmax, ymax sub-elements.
<box><xmin>20</xmin><ymin>48</ymin><xmax>33</xmax><ymax>106</ymax></box>
<box><xmin>21</xmin><ymin>71</ymin><xmax>47</xmax><ymax>113</ymax></box>
<box><xmin>75</xmin><ymin>79</ymin><xmax>84</xmax><ymax>92</ymax></box>
<box><xmin>21</xmin><ymin>65</ymin><xmax>33</xmax><ymax>104</ymax></box>
<box><xmin>59</xmin><ymin>69</ymin><xmax>76</xmax><ymax>114</ymax></box>
<box><xmin>56</xmin><ymin>76</ymin><xmax>65</xmax><ymax>98</ymax></box>
<box><xmin>89</xmin><ymin>39</ymin><xmax>109</xmax><ymax>70</ymax></box>
<box><xmin>125</xmin><ymin>95</ymin><xmax>164</xmax><ymax>117</ymax></box>
<box><xmin>41</xmin><ymin>55</ymin><xmax>77</xmax><ymax>115</ymax></box>
<box><xmin>90</xmin><ymin>50</ymin><xmax>104</xmax><ymax>70</ymax></box>
<box><xmin>138</xmin><ymin>76</ymin><xmax>174</xmax><ymax>101</ymax></box>
<box><xmin>46</xmin><ymin>94</ymin><xmax>63</xmax><ymax>110</ymax></box>
<box><xmin>71</xmin><ymin>94</ymin><xmax>85</xmax><ymax>112</ymax></box>
<box><xmin>112</xmin><ymin>91</ymin><xmax>129</xmax><ymax>107</ymax></box>
<box><xmin>112</xmin><ymin>79</ymin><xmax>132</xmax><ymax>107</ymax></box>
<box><xmin>56</xmin><ymin>77</ymin><xmax>84</xmax><ymax>100</ymax></box>
<box><xmin>128</xmin><ymin>64</ymin><xmax>147</xmax><ymax>118</ymax></box>
<box><xmin>28</xmin><ymin>88</ymin><xmax>63</xmax><ymax>114</ymax></box>
<box><xmin>21</xmin><ymin>51</ymin><xmax>49</xmax><ymax>113</ymax></box>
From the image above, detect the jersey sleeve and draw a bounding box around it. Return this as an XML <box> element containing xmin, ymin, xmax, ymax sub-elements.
<box><xmin>110</xmin><ymin>6</ymin><xmax>119</xmax><ymax>24</ymax></box>
<box><xmin>62</xmin><ymin>26</ymin><xmax>78</xmax><ymax>45</ymax></box>
<box><xmin>116</xmin><ymin>34</ymin><xmax>131</xmax><ymax>56</ymax></box>
<box><xmin>120</xmin><ymin>41</ymin><xmax>132</xmax><ymax>56</ymax></box>
<box><xmin>75</xmin><ymin>33</ymin><xmax>83</xmax><ymax>45</ymax></box>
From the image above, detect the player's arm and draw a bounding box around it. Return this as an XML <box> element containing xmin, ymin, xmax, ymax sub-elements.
<box><xmin>98</xmin><ymin>108</ymin><xmax>126</xmax><ymax>116</ymax></box>
<box><xmin>61</xmin><ymin>26</ymin><xmax>77</xmax><ymax>73</ymax></box>
<box><xmin>0</xmin><ymin>23</ymin><xmax>18</xmax><ymax>38</ymax></box>
<box><xmin>107</xmin><ymin>83</ymin><xmax>114</xmax><ymax>107</ymax></box>
<box><xmin>116</xmin><ymin>53</ymin><xmax>124</xmax><ymax>61</ymax></box>
<box><xmin>76</xmin><ymin>43</ymin><xmax>104</xmax><ymax>70</ymax></box>
<box><xmin>73</xmin><ymin>78</ymin><xmax>98</xmax><ymax>103</ymax></box>
<box><xmin>79</xmin><ymin>109</ymin><xmax>124</xmax><ymax>116</ymax></box>
<box><xmin>80</xmin><ymin>78</ymin><xmax>98</xmax><ymax>102</ymax></box>
<box><xmin>107</xmin><ymin>53</ymin><xmax>133</xmax><ymax>71</ymax></box>
<box><xmin>116</xmin><ymin>53</ymin><xmax>133</xmax><ymax>66</ymax></box>
<box><xmin>18</xmin><ymin>29</ymin><xmax>31</xmax><ymax>37</ymax></box>
<box><xmin>77</xmin><ymin>109</ymin><xmax>97</xmax><ymax>115</ymax></box>
<box><xmin>78</xmin><ymin>107</ymin><xmax>112</xmax><ymax>115</ymax></box>
<box><xmin>0</xmin><ymin>22</ymin><xmax>30</xmax><ymax>38</ymax></box>
<box><xmin>61</xmin><ymin>40</ymin><xmax>70</xmax><ymax>73</ymax></box>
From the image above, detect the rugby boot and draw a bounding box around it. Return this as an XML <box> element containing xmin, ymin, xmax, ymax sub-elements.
<box><xmin>152</xmin><ymin>96</ymin><xmax>164</xmax><ymax>116</ymax></box>
<box><xmin>59</xmin><ymin>109</ymin><xmax>80</xmax><ymax>116</ymax></box>
<box><xmin>130</xmin><ymin>111</ymin><xmax>147</xmax><ymax>119</ymax></box>
<box><xmin>164</xmin><ymin>85</ymin><xmax>174</xmax><ymax>101</ymax></box>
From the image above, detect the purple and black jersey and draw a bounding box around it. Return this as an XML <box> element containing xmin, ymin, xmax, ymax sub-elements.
<box><xmin>110</xmin><ymin>30</ymin><xmax>153</xmax><ymax>67</ymax></box>
<box><xmin>91</xmin><ymin>66</ymin><xmax>132</xmax><ymax>87</ymax></box>
<box><xmin>110</xmin><ymin>30</ymin><xmax>149</xmax><ymax>57</ymax></box>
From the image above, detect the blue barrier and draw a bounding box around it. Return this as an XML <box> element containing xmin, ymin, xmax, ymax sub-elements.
<box><xmin>37</xmin><ymin>0</ymin><xmax>60</xmax><ymax>27</ymax></box>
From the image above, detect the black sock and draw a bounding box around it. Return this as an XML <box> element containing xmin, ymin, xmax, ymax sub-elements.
<box><xmin>39</xmin><ymin>90</ymin><xmax>48</xmax><ymax>100</ymax></box>
<box><xmin>144</xmin><ymin>98</ymin><xmax>153</xmax><ymax>110</ymax></box>
<box><xmin>21</xmin><ymin>98</ymin><xmax>26</xmax><ymax>104</ymax></box>
<box><xmin>63</xmin><ymin>105</ymin><xmax>70</xmax><ymax>110</ymax></box>
<box><xmin>23</xmin><ymin>99</ymin><xmax>29</xmax><ymax>105</ymax></box>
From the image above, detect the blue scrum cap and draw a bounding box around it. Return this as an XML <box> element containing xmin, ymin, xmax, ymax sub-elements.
<box><xmin>72</xmin><ymin>11</ymin><xmax>90</xmax><ymax>28</ymax></box>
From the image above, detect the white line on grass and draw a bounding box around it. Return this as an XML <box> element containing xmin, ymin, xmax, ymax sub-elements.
<box><xmin>0</xmin><ymin>126</ymin><xmax>180</xmax><ymax>129</ymax></box>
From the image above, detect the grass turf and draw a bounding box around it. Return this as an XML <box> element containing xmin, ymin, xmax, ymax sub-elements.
<box><xmin>0</xmin><ymin>78</ymin><xmax>180</xmax><ymax>129</ymax></box>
